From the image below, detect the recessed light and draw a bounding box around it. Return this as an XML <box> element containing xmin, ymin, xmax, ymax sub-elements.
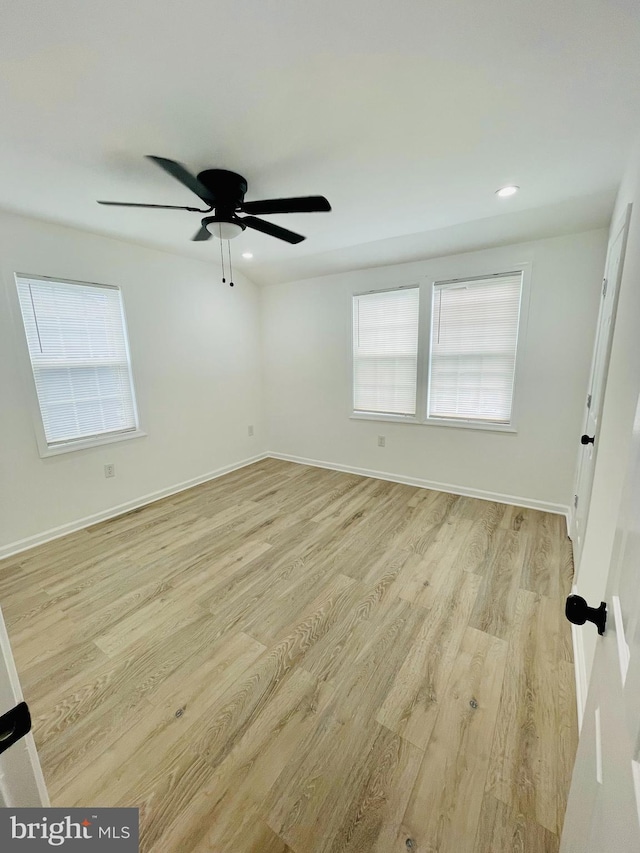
<box><xmin>242</xmin><ymin>252</ymin><xmax>253</xmax><ymax>259</ymax></box>
<box><xmin>496</xmin><ymin>185</ymin><xmax>519</xmax><ymax>198</ymax></box>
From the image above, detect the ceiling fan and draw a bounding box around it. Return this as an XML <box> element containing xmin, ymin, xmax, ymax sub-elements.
<box><xmin>97</xmin><ymin>156</ymin><xmax>331</xmax><ymax>244</ymax></box>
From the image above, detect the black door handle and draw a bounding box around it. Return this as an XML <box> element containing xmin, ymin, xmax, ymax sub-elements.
<box><xmin>565</xmin><ymin>595</ymin><xmax>607</xmax><ymax>635</ymax></box>
<box><xmin>581</xmin><ymin>434</ymin><xmax>595</xmax><ymax>445</ymax></box>
<box><xmin>0</xmin><ymin>702</ymin><xmax>31</xmax><ymax>757</ymax></box>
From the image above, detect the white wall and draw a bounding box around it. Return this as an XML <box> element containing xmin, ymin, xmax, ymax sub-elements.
<box><xmin>262</xmin><ymin>230</ymin><xmax>608</xmax><ymax>511</ymax></box>
<box><xmin>576</xmin><ymin>142</ymin><xmax>640</xmax><ymax>686</ymax></box>
<box><xmin>0</xmin><ymin>210</ymin><xmax>265</xmax><ymax>556</ymax></box>
<box><xmin>0</xmin><ymin>211</ymin><xmax>611</xmax><ymax>559</ymax></box>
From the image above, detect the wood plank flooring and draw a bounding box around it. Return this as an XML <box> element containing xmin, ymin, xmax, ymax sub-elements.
<box><xmin>0</xmin><ymin>458</ymin><xmax>577</xmax><ymax>852</ymax></box>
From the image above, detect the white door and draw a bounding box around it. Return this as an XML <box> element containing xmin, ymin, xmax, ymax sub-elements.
<box><xmin>0</xmin><ymin>607</ymin><xmax>49</xmax><ymax>807</ymax></box>
<box><xmin>561</xmin><ymin>387</ymin><xmax>640</xmax><ymax>851</ymax></box>
<box><xmin>571</xmin><ymin>205</ymin><xmax>631</xmax><ymax>569</ymax></box>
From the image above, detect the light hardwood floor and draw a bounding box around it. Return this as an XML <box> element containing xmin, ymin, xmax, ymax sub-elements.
<box><xmin>0</xmin><ymin>459</ymin><xmax>577</xmax><ymax>852</ymax></box>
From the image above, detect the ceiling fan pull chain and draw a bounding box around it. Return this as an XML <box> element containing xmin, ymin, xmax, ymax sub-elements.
<box><xmin>227</xmin><ymin>240</ymin><xmax>234</xmax><ymax>287</ymax></box>
<box><xmin>218</xmin><ymin>224</ymin><xmax>226</xmax><ymax>283</ymax></box>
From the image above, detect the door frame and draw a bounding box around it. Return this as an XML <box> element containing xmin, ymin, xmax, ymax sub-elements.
<box><xmin>0</xmin><ymin>608</ymin><xmax>49</xmax><ymax>807</ymax></box>
<box><xmin>568</xmin><ymin>204</ymin><xmax>632</xmax><ymax>566</ymax></box>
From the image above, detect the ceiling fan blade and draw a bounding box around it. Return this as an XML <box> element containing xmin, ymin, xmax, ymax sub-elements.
<box><xmin>98</xmin><ymin>200</ymin><xmax>209</xmax><ymax>212</ymax></box>
<box><xmin>242</xmin><ymin>216</ymin><xmax>305</xmax><ymax>244</ymax></box>
<box><xmin>147</xmin><ymin>156</ymin><xmax>216</xmax><ymax>205</ymax></box>
<box><xmin>192</xmin><ymin>224</ymin><xmax>212</xmax><ymax>242</ymax></box>
<box><xmin>240</xmin><ymin>195</ymin><xmax>331</xmax><ymax>215</ymax></box>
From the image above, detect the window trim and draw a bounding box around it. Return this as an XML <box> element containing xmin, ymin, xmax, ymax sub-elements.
<box><xmin>11</xmin><ymin>272</ymin><xmax>146</xmax><ymax>458</ymax></box>
<box><xmin>349</xmin><ymin>262</ymin><xmax>531</xmax><ymax>432</ymax></box>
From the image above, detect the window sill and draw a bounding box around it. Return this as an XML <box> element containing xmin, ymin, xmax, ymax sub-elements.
<box><xmin>350</xmin><ymin>412</ymin><xmax>517</xmax><ymax>433</ymax></box>
<box><xmin>351</xmin><ymin>412</ymin><xmax>420</xmax><ymax>424</ymax></box>
<box><xmin>38</xmin><ymin>428</ymin><xmax>147</xmax><ymax>458</ymax></box>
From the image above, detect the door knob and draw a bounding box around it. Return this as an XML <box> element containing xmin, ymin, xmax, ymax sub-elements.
<box><xmin>565</xmin><ymin>594</ymin><xmax>607</xmax><ymax>635</ymax></box>
<box><xmin>581</xmin><ymin>434</ymin><xmax>595</xmax><ymax>445</ymax></box>
<box><xmin>0</xmin><ymin>702</ymin><xmax>31</xmax><ymax>757</ymax></box>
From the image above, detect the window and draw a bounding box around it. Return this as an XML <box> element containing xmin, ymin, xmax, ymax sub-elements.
<box><xmin>351</xmin><ymin>270</ymin><xmax>524</xmax><ymax>429</ymax></box>
<box><xmin>15</xmin><ymin>275</ymin><xmax>140</xmax><ymax>452</ymax></box>
<box><xmin>428</xmin><ymin>273</ymin><xmax>523</xmax><ymax>424</ymax></box>
<box><xmin>352</xmin><ymin>287</ymin><xmax>420</xmax><ymax>416</ymax></box>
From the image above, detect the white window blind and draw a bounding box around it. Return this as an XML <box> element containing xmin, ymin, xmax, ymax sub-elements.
<box><xmin>15</xmin><ymin>275</ymin><xmax>138</xmax><ymax>446</ymax></box>
<box><xmin>428</xmin><ymin>272</ymin><xmax>523</xmax><ymax>423</ymax></box>
<box><xmin>353</xmin><ymin>287</ymin><xmax>419</xmax><ymax>416</ymax></box>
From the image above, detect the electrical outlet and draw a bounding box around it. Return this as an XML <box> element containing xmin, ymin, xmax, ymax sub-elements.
<box><xmin>377</xmin><ymin>435</ymin><xmax>386</xmax><ymax>447</ymax></box>
<box><xmin>104</xmin><ymin>464</ymin><xmax>115</xmax><ymax>478</ymax></box>
<box><xmin>248</xmin><ymin>425</ymin><xmax>254</xmax><ymax>437</ymax></box>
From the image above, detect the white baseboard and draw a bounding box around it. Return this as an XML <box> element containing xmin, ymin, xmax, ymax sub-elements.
<box><xmin>0</xmin><ymin>453</ymin><xmax>269</xmax><ymax>561</ymax></box>
<box><xmin>0</xmin><ymin>449</ymin><xmax>571</xmax><ymax>562</ymax></box>
<box><xmin>267</xmin><ymin>452</ymin><xmax>570</xmax><ymax>516</ymax></box>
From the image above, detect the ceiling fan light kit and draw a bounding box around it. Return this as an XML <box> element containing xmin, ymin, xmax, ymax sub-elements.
<box><xmin>204</xmin><ymin>218</ymin><xmax>245</xmax><ymax>240</ymax></box>
<box><xmin>97</xmin><ymin>156</ymin><xmax>332</xmax><ymax>286</ymax></box>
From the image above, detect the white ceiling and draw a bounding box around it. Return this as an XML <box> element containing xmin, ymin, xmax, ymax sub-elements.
<box><xmin>1</xmin><ymin>0</ymin><xmax>639</xmax><ymax>285</ymax></box>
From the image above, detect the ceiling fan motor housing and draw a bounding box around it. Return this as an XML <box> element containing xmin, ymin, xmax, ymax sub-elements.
<box><xmin>196</xmin><ymin>169</ymin><xmax>248</xmax><ymax>208</ymax></box>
